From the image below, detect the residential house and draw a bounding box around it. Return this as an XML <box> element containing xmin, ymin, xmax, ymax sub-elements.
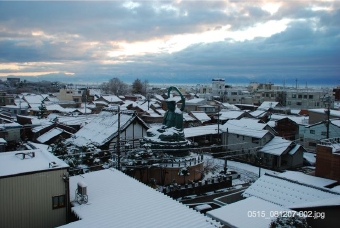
<box><xmin>0</xmin><ymin>93</ymin><xmax>29</xmax><ymax>116</ymax></box>
<box><xmin>315</xmin><ymin>137</ymin><xmax>340</xmax><ymax>182</ymax></box>
<box><xmin>258</xmin><ymin>136</ymin><xmax>305</xmax><ymax>170</ymax></box>
<box><xmin>300</xmin><ymin>119</ymin><xmax>340</xmax><ymax>151</ymax></box>
<box><xmin>22</xmin><ymin>94</ymin><xmax>45</xmax><ymax>112</ymax></box>
<box><xmin>269</xmin><ymin>114</ymin><xmax>309</xmax><ymax>141</ymax></box>
<box><xmin>308</xmin><ymin>109</ymin><xmax>340</xmax><ymax>124</ymax></box>
<box><xmin>220</xmin><ymin>121</ymin><xmax>274</xmax><ymax>157</ymax></box>
<box><xmin>31</xmin><ymin>122</ymin><xmax>77</xmax><ymax>144</ymax></box>
<box><xmin>189</xmin><ymin>111</ymin><xmax>212</xmax><ymax>125</ymax></box>
<box><xmin>66</xmin><ymin>107</ymin><xmax>149</xmax><ymax>151</ymax></box>
<box><xmin>95</xmin><ymin>95</ymin><xmax>123</xmax><ymax>105</ymax></box>
<box><xmin>0</xmin><ymin>149</ymin><xmax>69</xmax><ymax>228</ymax></box>
<box><xmin>183</xmin><ymin>98</ymin><xmax>207</xmax><ymax>113</ymax></box>
<box><xmin>184</xmin><ymin>124</ymin><xmax>222</xmax><ymax>146</ymax></box>
<box><xmin>0</xmin><ymin>122</ymin><xmax>22</xmax><ymax>149</ymax></box>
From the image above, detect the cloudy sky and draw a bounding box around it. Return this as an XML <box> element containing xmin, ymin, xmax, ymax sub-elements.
<box><xmin>0</xmin><ymin>0</ymin><xmax>339</xmax><ymax>86</ymax></box>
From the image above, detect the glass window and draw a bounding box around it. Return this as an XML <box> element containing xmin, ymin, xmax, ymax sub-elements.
<box><xmin>309</xmin><ymin>95</ymin><xmax>314</xmax><ymax>99</ymax></box>
<box><xmin>52</xmin><ymin>195</ymin><xmax>66</xmax><ymax>209</ymax></box>
<box><xmin>298</xmin><ymin>94</ymin><xmax>302</xmax><ymax>98</ymax></box>
<box><xmin>292</xmin><ymin>94</ymin><xmax>296</xmax><ymax>98</ymax></box>
<box><xmin>310</xmin><ymin>130</ymin><xmax>315</xmax><ymax>134</ymax></box>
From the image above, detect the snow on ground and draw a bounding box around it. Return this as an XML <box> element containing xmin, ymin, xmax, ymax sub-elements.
<box><xmin>202</xmin><ymin>154</ymin><xmax>278</xmax><ymax>184</ymax></box>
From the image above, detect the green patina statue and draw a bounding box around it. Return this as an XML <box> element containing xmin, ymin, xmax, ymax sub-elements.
<box><xmin>141</xmin><ymin>86</ymin><xmax>190</xmax><ymax>152</ymax></box>
<box><xmin>162</xmin><ymin>86</ymin><xmax>185</xmax><ymax>130</ymax></box>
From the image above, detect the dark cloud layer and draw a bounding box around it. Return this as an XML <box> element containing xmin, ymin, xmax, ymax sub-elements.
<box><xmin>0</xmin><ymin>1</ymin><xmax>339</xmax><ymax>86</ymax></box>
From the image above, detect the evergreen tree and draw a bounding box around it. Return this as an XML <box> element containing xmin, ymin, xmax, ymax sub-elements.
<box><xmin>38</xmin><ymin>101</ymin><xmax>47</xmax><ymax>119</ymax></box>
<box><xmin>50</xmin><ymin>137</ymin><xmax>68</xmax><ymax>160</ymax></box>
<box><xmin>132</xmin><ymin>78</ymin><xmax>143</xmax><ymax>94</ymax></box>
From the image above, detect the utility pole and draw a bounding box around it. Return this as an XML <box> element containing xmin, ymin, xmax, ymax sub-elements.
<box><xmin>323</xmin><ymin>95</ymin><xmax>332</xmax><ymax>139</ymax></box>
<box><xmin>117</xmin><ymin>105</ymin><xmax>121</xmax><ymax>170</ymax></box>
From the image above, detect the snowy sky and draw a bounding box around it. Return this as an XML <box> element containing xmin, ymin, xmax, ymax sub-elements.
<box><xmin>0</xmin><ymin>1</ymin><xmax>339</xmax><ymax>86</ymax></box>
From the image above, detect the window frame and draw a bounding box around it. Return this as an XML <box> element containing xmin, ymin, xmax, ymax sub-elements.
<box><xmin>52</xmin><ymin>195</ymin><xmax>66</xmax><ymax>209</ymax></box>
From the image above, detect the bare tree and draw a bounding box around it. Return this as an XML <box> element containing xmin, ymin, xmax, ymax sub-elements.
<box><xmin>101</xmin><ymin>78</ymin><xmax>128</xmax><ymax>95</ymax></box>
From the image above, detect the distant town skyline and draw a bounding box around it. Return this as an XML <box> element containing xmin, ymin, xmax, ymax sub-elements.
<box><xmin>0</xmin><ymin>1</ymin><xmax>339</xmax><ymax>86</ymax></box>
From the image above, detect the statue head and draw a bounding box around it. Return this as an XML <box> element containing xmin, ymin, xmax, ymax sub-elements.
<box><xmin>166</xmin><ymin>100</ymin><xmax>176</xmax><ymax>112</ymax></box>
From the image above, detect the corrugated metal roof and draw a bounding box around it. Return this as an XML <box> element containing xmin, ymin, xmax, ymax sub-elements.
<box><xmin>61</xmin><ymin>169</ymin><xmax>221</xmax><ymax>228</ymax></box>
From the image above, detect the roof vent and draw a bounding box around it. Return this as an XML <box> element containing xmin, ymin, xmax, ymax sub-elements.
<box><xmin>49</xmin><ymin>161</ymin><xmax>58</xmax><ymax>168</ymax></box>
<box><xmin>15</xmin><ymin>152</ymin><xmax>35</xmax><ymax>160</ymax></box>
<box><xmin>76</xmin><ymin>181</ymin><xmax>88</xmax><ymax>204</ymax></box>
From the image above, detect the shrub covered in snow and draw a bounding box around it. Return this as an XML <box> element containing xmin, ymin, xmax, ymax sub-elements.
<box><xmin>270</xmin><ymin>214</ymin><xmax>310</xmax><ymax>228</ymax></box>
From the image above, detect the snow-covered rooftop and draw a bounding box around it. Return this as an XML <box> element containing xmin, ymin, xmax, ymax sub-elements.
<box><xmin>249</xmin><ymin>110</ymin><xmax>267</xmax><ymax>118</ymax></box>
<box><xmin>270</xmin><ymin>114</ymin><xmax>309</xmax><ymax>125</ymax></box>
<box><xmin>184</xmin><ymin>124</ymin><xmax>220</xmax><ymax>138</ymax></box>
<box><xmin>257</xmin><ymin>101</ymin><xmax>279</xmax><ymax>111</ymax></box>
<box><xmin>218</xmin><ymin>110</ymin><xmax>245</xmax><ymax>120</ymax></box>
<box><xmin>36</xmin><ymin>127</ymin><xmax>70</xmax><ymax>143</ymax></box>
<box><xmin>259</xmin><ymin>137</ymin><xmax>293</xmax><ymax>156</ymax></box>
<box><xmin>61</xmin><ymin>169</ymin><xmax>221</xmax><ymax>228</ymax></box>
<box><xmin>207</xmin><ymin>197</ymin><xmax>293</xmax><ymax>228</ymax></box>
<box><xmin>278</xmin><ymin>171</ymin><xmax>337</xmax><ymax>188</ymax></box>
<box><xmin>243</xmin><ymin>174</ymin><xmax>340</xmax><ymax>208</ymax></box>
<box><xmin>67</xmin><ymin>111</ymin><xmax>136</xmax><ymax>147</ymax></box>
<box><xmin>186</xmin><ymin>98</ymin><xmax>206</xmax><ymax>104</ymax></box>
<box><xmin>221</xmin><ymin>103</ymin><xmax>240</xmax><ymax>110</ymax></box>
<box><xmin>221</xmin><ymin>122</ymin><xmax>270</xmax><ymax>138</ymax></box>
<box><xmin>190</xmin><ymin>111</ymin><xmax>211</xmax><ymax>123</ymax></box>
<box><xmin>0</xmin><ymin>149</ymin><xmax>68</xmax><ymax>177</ymax></box>
<box><xmin>99</xmin><ymin>95</ymin><xmax>123</xmax><ymax>103</ymax></box>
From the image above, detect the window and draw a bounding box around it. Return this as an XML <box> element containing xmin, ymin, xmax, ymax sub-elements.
<box><xmin>298</xmin><ymin>94</ymin><xmax>302</xmax><ymax>98</ymax></box>
<box><xmin>303</xmin><ymin>95</ymin><xmax>307</xmax><ymax>99</ymax></box>
<box><xmin>292</xmin><ymin>94</ymin><xmax>296</xmax><ymax>98</ymax></box>
<box><xmin>287</xmin><ymin>101</ymin><xmax>291</xmax><ymax>105</ymax></box>
<box><xmin>321</xmin><ymin>131</ymin><xmax>327</xmax><ymax>136</ymax></box>
<box><xmin>296</xmin><ymin>102</ymin><xmax>302</xmax><ymax>106</ymax></box>
<box><xmin>52</xmin><ymin>195</ymin><xmax>66</xmax><ymax>209</ymax></box>
<box><xmin>310</xmin><ymin>130</ymin><xmax>315</xmax><ymax>134</ymax></box>
<box><xmin>309</xmin><ymin>95</ymin><xmax>314</xmax><ymax>99</ymax></box>
<box><xmin>252</xmin><ymin>137</ymin><xmax>259</xmax><ymax>144</ymax></box>
<box><xmin>237</xmin><ymin>134</ymin><xmax>239</xmax><ymax>138</ymax></box>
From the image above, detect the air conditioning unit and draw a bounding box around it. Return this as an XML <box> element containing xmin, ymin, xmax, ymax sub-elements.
<box><xmin>77</xmin><ymin>181</ymin><xmax>87</xmax><ymax>195</ymax></box>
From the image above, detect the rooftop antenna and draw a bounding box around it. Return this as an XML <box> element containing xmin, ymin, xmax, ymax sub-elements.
<box><xmin>295</xmin><ymin>78</ymin><xmax>298</xmax><ymax>89</ymax></box>
<box><xmin>322</xmin><ymin>94</ymin><xmax>333</xmax><ymax>139</ymax></box>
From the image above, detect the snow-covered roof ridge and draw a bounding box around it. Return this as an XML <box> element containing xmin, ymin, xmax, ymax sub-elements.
<box><xmin>259</xmin><ymin>136</ymin><xmax>293</xmax><ymax>156</ymax></box>
<box><xmin>67</xmin><ymin>110</ymin><xmax>139</xmax><ymax>147</ymax></box>
<box><xmin>257</xmin><ymin>101</ymin><xmax>279</xmax><ymax>111</ymax></box>
<box><xmin>243</xmin><ymin>173</ymin><xmax>340</xmax><ymax>208</ymax></box>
